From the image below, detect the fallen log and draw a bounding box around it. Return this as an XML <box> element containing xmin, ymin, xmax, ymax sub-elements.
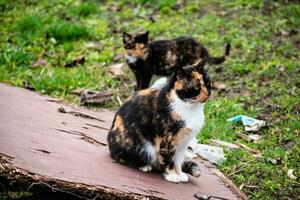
<box><xmin>0</xmin><ymin>83</ymin><xmax>246</xmax><ymax>200</ymax></box>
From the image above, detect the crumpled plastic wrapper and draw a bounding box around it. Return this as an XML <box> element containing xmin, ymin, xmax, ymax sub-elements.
<box><xmin>227</xmin><ymin>115</ymin><xmax>266</xmax><ymax>132</ymax></box>
<box><xmin>186</xmin><ymin>138</ymin><xmax>226</xmax><ymax>165</ymax></box>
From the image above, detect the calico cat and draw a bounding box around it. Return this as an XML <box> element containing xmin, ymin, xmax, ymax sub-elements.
<box><xmin>107</xmin><ymin>58</ymin><xmax>210</xmax><ymax>183</ymax></box>
<box><xmin>123</xmin><ymin>31</ymin><xmax>230</xmax><ymax>90</ymax></box>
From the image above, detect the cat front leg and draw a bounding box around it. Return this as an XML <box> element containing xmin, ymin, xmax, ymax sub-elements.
<box><xmin>139</xmin><ymin>72</ymin><xmax>152</xmax><ymax>90</ymax></box>
<box><xmin>159</xmin><ymin>144</ymin><xmax>189</xmax><ymax>182</ymax></box>
<box><xmin>134</xmin><ymin>72</ymin><xmax>141</xmax><ymax>91</ymax></box>
<box><xmin>158</xmin><ymin>147</ymin><xmax>183</xmax><ymax>183</ymax></box>
<box><xmin>163</xmin><ymin>167</ymin><xmax>182</xmax><ymax>183</ymax></box>
<box><xmin>162</xmin><ymin>164</ymin><xmax>189</xmax><ymax>183</ymax></box>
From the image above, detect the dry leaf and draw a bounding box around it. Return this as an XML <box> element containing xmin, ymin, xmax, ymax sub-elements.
<box><xmin>212</xmin><ymin>81</ymin><xmax>227</xmax><ymax>90</ymax></box>
<box><xmin>85</xmin><ymin>42</ymin><xmax>103</xmax><ymax>50</ymax></box>
<box><xmin>238</xmin><ymin>143</ymin><xmax>261</xmax><ymax>157</ymax></box>
<box><xmin>238</xmin><ymin>133</ymin><xmax>262</xmax><ymax>142</ymax></box>
<box><xmin>248</xmin><ymin>134</ymin><xmax>262</xmax><ymax>141</ymax></box>
<box><xmin>71</xmin><ymin>88</ymin><xmax>86</xmax><ymax>96</ymax></box>
<box><xmin>32</xmin><ymin>58</ymin><xmax>46</xmax><ymax>68</ymax></box>
<box><xmin>267</xmin><ymin>157</ymin><xmax>278</xmax><ymax>165</ymax></box>
<box><xmin>80</xmin><ymin>90</ymin><xmax>113</xmax><ymax>105</ymax></box>
<box><xmin>108</xmin><ymin>63</ymin><xmax>125</xmax><ymax>78</ymax></box>
<box><xmin>287</xmin><ymin>169</ymin><xmax>297</xmax><ymax>180</ymax></box>
<box><xmin>112</xmin><ymin>54</ymin><xmax>123</xmax><ymax>62</ymax></box>
<box><xmin>64</xmin><ymin>56</ymin><xmax>85</xmax><ymax>68</ymax></box>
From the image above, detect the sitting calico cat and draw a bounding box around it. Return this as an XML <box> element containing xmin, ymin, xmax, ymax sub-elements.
<box><xmin>123</xmin><ymin>31</ymin><xmax>230</xmax><ymax>90</ymax></box>
<box><xmin>107</xmin><ymin>58</ymin><xmax>210</xmax><ymax>183</ymax></box>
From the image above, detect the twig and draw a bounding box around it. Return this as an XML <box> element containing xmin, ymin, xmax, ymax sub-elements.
<box><xmin>239</xmin><ymin>183</ymin><xmax>244</xmax><ymax>190</ymax></box>
<box><xmin>229</xmin><ymin>159</ymin><xmax>256</xmax><ymax>177</ymax></box>
<box><xmin>243</xmin><ymin>185</ymin><xmax>259</xmax><ymax>189</ymax></box>
<box><xmin>27</xmin><ymin>181</ymin><xmax>98</xmax><ymax>200</ymax></box>
<box><xmin>116</xmin><ymin>95</ymin><xmax>123</xmax><ymax>106</ymax></box>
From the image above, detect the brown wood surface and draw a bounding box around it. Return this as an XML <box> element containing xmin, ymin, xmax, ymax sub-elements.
<box><xmin>0</xmin><ymin>83</ymin><xmax>246</xmax><ymax>200</ymax></box>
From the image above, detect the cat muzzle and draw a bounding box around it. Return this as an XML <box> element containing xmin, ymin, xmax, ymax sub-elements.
<box><xmin>186</xmin><ymin>96</ymin><xmax>209</xmax><ymax>103</ymax></box>
<box><xmin>125</xmin><ymin>55</ymin><xmax>138</xmax><ymax>64</ymax></box>
<box><xmin>185</xmin><ymin>97</ymin><xmax>199</xmax><ymax>104</ymax></box>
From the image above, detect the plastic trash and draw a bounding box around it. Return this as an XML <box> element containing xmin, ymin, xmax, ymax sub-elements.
<box><xmin>150</xmin><ymin>77</ymin><xmax>168</xmax><ymax>89</ymax></box>
<box><xmin>187</xmin><ymin>138</ymin><xmax>226</xmax><ymax>165</ymax></box>
<box><xmin>227</xmin><ymin>115</ymin><xmax>266</xmax><ymax>132</ymax></box>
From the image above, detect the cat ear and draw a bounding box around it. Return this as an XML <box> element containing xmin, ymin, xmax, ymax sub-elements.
<box><xmin>138</xmin><ymin>31</ymin><xmax>149</xmax><ymax>44</ymax></box>
<box><xmin>193</xmin><ymin>57</ymin><xmax>207</xmax><ymax>70</ymax></box>
<box><xmin>123</xmin><ymin>32</ymin><xmax>132</xmax><ymax>44</ymax></box>
<box><xmin>175</xmin><ymin>67</ymin><xmax>186</xmax><ymax>77</ymax></box>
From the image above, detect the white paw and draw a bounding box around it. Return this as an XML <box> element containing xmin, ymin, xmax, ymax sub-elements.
<box><xmin>163</xmin><ymin>173</ymin><xmax>181</xmax><ymax>183</ymax></box>
<box><xmin>179</xmin><ymin>172</ymin><xmax>189</xmax><ymax>182</ymax></box>
<box><xmin>139</xmin><ymin>165</ymin><xmax>152</xmax><ymax>172</ymax></box>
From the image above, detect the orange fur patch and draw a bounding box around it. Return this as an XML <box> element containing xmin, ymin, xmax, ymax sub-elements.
<box><xmin>174</xmin><ymin>81</ymin><xmax>183</xmax><ymax>90</ymax></box>
<box><xmin>113</xmin><ymin>115</ymin><xmax>125</xmax><ymax>132</ymax></box>
<box><xmin>155</xmin><ymin>137</ymin><xmax>165</xmax><ymax>165</ymax></box>
<box><xmin>171</xmin><ymin>111</ymin><xmax>181</xmax><ymax>121</ymax></box>
<box><xmin>192</xmin><ymin>71</ymin><xmax>209</xmax><ymax>103</ymax></box>
<box><xmin>138</xmin><ymin>89</ymin><xmax>152</xmax><ymax>96</ymax></box>
<box><xmin>124</xmin><ymin>43</ymin><xmax>148</xmax><ymax>60</ymax></box>
<box><xmin>172</xmin><ymin>127</ymin><xmax>192</xmax><ymax>145</ymax></box>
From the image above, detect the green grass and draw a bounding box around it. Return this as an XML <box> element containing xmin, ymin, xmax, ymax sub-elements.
<box><xmin>46</xmin><ymin>20</ymin><xmax>90</xmax><ymax>42</ymax></box>
<box><xmin>70</xmin><ymin>2</ymin><xmax>98</xmax><ymax>17</ymax></box>
<box><xmin>0</xmin><ymin>0</ymin><xmax>299</xmax><ymax>199</ymax></box>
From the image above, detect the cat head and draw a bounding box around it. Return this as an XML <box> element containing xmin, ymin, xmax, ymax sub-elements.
<box><xmin>171</xmin><ymin>58</ymin><xmax>211</xmax><ymax>103</ymax></box>
<box><xmin>123</xmin><ymin>31</ymin><xmax>149</xmax><ymax>62</ymax></box>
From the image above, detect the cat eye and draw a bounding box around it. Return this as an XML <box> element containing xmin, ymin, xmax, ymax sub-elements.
<box><xmin>177</xmin><ymin>75</ymin><xmax>184</xmax><ymax>80</ymax></box>
<box><xmin>194</xmin><ymin>85</ymin><xmax>200</xmax><ymax>90</ymax></box>
<box><xmin>126</xmin><ymin>43</ymin><xmax>135</xmax><ymax>49</ymax></box>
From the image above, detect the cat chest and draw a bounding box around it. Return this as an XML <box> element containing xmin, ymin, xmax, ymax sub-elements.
<box><xmin>170</xmin><ymin>92</ymin><xmax>205</xmax><ymax>133</ymax></box>
<box><xmin>177</xmin><ymin>106</ymin><xmax>205</xmax><ymax>133</ymax></box>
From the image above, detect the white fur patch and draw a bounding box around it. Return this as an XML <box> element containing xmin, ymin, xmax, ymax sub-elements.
<box><xmin>163</xmin><ymin>172</ymin><xmax>189</xmax><ymax>183</ymax></box>
<box><xmin>138</xmin><ymin>142</ymin><xmax>156</xmax><ymax>164</ymax></box>
<box><xmin>125</xmin><ymin>55</ymin><xmax>137</xmax><ymax>64</ymax></box>
<box><xmin>170</xmin><ymin>90</ymin><xmax>205</xmax><ymax>132</ymax></box>
<box><xmin>164</xmin><ymin>173</ymin><xmax>181</xmax><ymax>183</ymax></box>
<box><xmin>170</xmin><ymin>90</ymin><xmax>205</xmax><ymax>173</ymax></box>
<box><xmin>139</xmin><ymin>165</ymin><xmax>152</xmax><ymax>172</ymax></box>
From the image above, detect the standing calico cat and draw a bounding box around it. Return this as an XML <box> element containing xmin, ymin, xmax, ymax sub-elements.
<box><xmin>123</xmin><ymin>31</ymin><xmax>230</xmax><ymax>90</ymax></box>
<box><xmin>107</xmin><ymin>58</ymin><xmax>210</xmax><ymax>183</ymax></box>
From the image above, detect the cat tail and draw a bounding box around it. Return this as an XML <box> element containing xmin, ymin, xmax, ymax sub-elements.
<box><xmin>207</xmin><ymin>43</ymin><xmax>231</xmax><ymax>65</ymax></box>
<box><xmin>182</xmin><ymin>159</ymin><xmax>201</xmax><ymax>177</ymax></box>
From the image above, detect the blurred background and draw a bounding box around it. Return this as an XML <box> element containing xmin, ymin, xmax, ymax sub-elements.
<box><xmin>0</xmin><ymin>0</ymin><xmax>299</xmax><ymax>199</ymax></box>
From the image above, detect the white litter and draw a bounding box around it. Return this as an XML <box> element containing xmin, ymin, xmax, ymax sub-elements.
<box><xmin>187</xmin><ymin>138</ymin><xmax>226</xmax><ymax>165</ymax></box>
<box><xmin>227</xmin><ymin>115</ymin><xmax>266</xmax><ymax>132</ymax></box>
<box><xmin>150</xmin><ymin>77</ymin><xmax>168</xmax><ymax>89</ymax></box>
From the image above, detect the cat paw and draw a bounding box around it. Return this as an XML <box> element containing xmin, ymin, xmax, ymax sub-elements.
<box><xmin>179</xmin><ymin>172</ymin><xmax>189</xmax><ymax>182</ymax></box>
<box><xmin>139</xmin><ymin>165</ymin><xmax>152</xmax><ymax>172</ymax></box>
<box><xmin>163</xmin><ymin>173</ymin><xmax>189</xmax><ymax>183</ymax></box>
<box><xmin>163</xmin><ymin>173</ymin><xmax>181</xmax><ymax>183</ymax></box>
